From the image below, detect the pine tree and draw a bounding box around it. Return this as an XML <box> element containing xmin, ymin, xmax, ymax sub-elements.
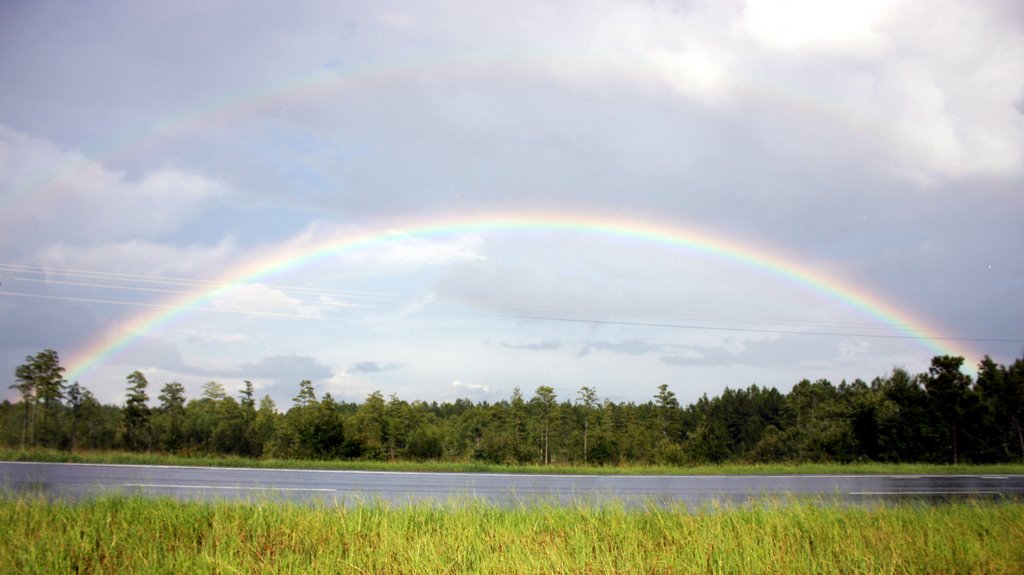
<box><xmin>533</xmin><ymin>386</ymin><xmax>557</xmax><ymax>465</ymax></box>
<box><xmin>11</xmin><ymin>349</ymin><xmax>65</xmax><ymax>449</ymax></box>
<box><xmin>155</xmin><ymin>382</ymin><xmax>187</xmax><ymax>451</ymax></box>
<box><xmin>124</xmin><ymin>371</ymin><xmax>151</xmax><ymax>451</ymax></box>
<box><xmin>292</xmin><ymin>379</ymin><xmax>317</xmax><ymax>408</ymax></box>
<box><xmin>924</xmin><ymin>356</ymin><xmax>973</xmax><ymax>464</ymax></box>
<box><xmin>576</xmin><ymin>386</ymin><xmax>599</xmax><ymax>465</ymax></box>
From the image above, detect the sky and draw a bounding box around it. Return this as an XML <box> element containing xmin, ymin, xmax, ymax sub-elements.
<box><xmin>1</xmin><ymin>0</ymin><xmax>1022</xmax><ymax>409</ymax></box>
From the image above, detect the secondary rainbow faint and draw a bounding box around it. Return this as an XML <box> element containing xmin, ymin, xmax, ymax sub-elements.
<box><xmin>61</xmin><ymin>211</ymin><xmax>975</xmax><ymax>382</ymax></box>
<box><xmin>2</xmin><ymin>49</ymin><xmax>910</xmax><ymax>220</ymax></box>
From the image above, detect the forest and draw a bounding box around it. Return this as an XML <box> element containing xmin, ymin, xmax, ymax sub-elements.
<box><xmin>3</xmin><ymin>350</ymin><xmax>1023</xmax><ymax>466</ymax></box>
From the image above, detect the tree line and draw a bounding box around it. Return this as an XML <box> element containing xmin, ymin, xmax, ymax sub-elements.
<box><xmin>4</xmin><ymin>349</ymin><xmax>1023</xmax><ymax>465</ymax></box>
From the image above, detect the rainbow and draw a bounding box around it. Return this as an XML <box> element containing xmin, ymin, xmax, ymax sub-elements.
<box><xmin>63</xmin><ymin>212</ymin><xmax>973</xmax><ymax>382</ymax></box>
<box><xmin>3</xmin><ymin>50</ymin><xmax>901</xmax><ymax>218</ymax></box>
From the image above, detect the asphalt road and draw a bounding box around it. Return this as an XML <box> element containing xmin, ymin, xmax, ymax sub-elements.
<box><xmin>2</xmin><ymin>462</ymin><xmax>1022</xmax><ymax>507</ymax></box>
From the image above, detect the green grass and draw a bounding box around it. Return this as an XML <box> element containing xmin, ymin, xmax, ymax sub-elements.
<box><xmin>3</xmin><ymin>447</ymin><xmax>1024</xmax><ymax>476</ymax></box>
<box><xmin>1</xmin><ymin>494</ymin><xmax>1021</xmax><ymax>574</ymax></box>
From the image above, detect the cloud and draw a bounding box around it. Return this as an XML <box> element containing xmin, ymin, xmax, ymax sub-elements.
<box><xmin>0</xmin><ymin>125</ymin><xmax>225</xmax><ymax>254</ymax></box>
<box><xmin>500</xmin><ymin>340</ymin><xmax>562</xmax><ymax>351</ymax></box>
<box><xmin>348</xmin><ymin>361</ymin><xmax>404</xmax><ymax>374</ymax></box>
<box><xmin>657</xmin><ymin>331</ymin><xmax>923</xmax><ymax>372</ymax></box>
<box><xmin>232</xmin><ymin>354</ymin><xmax>334</xmax><ymax>381</ymax></box>
<box><xmin>261</xmin><ymin>220</ymin><xmax>487</xmax><ymax>281</ymax></box>
<box><xmin>332</xmin><ymin>233</ymin><xmax>487</xmax><ymax>276</ymax></box>
<box><xmin>1</xmin><ymin>1</ymin><xmax>1021</xmax><ymax>407</ymax></box>
<box><xmin>578</xmin><ymin>339</ymin><xmax>669</xmax><ymax>358</ymax></box>
<box><xmin>738</xmin><ymin>0</ymin><xmax>1023</xmax><ymax>182</ymax></box>
<box><xmin>207</xmin><ymin>284</ymin><xmax>325</xmax><ymax>320</ymax></box>
<box><xmin>451</xmin><ymin>379</ymin><xmax>490</xmax><ymax>394</ymax></box>
<box><xmin>183</xmin><ymin>330</ymin><xmax>250</xmax><ymax>344</ymax></box>
<box><xmin>35</xmin><ymin>236</ymin><xmax>237</xmax><ymax>277</ymax></box>
<box><xmin>743</xmin><ymin>0</ymin><xmax>893</xmax><ymax>52</ymax></box>
<box><xmin>0</xmin><ymin>291</ymin><xmax>100</xmax><ymax>352</ymax></box>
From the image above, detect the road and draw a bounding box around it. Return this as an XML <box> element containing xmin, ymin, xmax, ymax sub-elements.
<box><xmin>2</xmin><ymin>462</ymin><xmax>1022</xmax><ymax>507</ymax></box>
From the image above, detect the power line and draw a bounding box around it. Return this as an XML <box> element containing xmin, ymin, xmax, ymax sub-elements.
<box><xmin>3</xmin><ymin>262</ymin><xmax>1022</xmax><ymax>345</ymax></box>
<box><xmin>2</xmin><ymin>285</ymin><xmax>1022</xmax><ymax>345</ymax></box>
<box><xmin>0</xmin><ymin>263</ymin><xmax>958</xmax><ymax>332</ymax></box>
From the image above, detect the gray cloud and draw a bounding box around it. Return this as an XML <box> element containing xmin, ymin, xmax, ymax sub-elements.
<box><xmin>499</xmin><ymin>340</ymin><xmax>562</xmax><ymax>351</ymax></box>
<box><xmin>578</xmin><ymin>339</ymin><xmax>670</xmax><ymax>358</ymax></box>
<box><xmin>0</xmin><ymin>0</ymin><xmax>1020</xmax><ymax>405</ymax></box>
<box><xmin>0</xmin><ymin>293</ymin><xmax>100</xmax><ymax>352</ymax></box>
<box><xmin>232</xmin><ymin>355</ymin><xmax>334</xmax><ymax>381</ymax></box>
<box><xmin>0</xmin><ymin>126</ymin><xmax>226</xmax><ymax>256</ymax></box>
<box><xmin>348</xmin><ymin>361</ymin><xmax>404</xmax><ymax>374</ymax></box>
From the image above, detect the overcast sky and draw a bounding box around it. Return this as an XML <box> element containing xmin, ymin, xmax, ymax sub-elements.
<box><xmin>1</xmin><ymin>0</ymin><xmax>1021</xmax><ymax>409</ymax></box>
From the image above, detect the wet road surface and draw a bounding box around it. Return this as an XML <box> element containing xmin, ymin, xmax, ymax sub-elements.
<box><xmin>2</xmin><ymin>462</ymin><xmax>1021</xmax><ymax>507</ymax></box>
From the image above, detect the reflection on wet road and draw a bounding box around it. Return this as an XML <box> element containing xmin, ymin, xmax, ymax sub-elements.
<box><xmin>2</xmin><ymin>462</ymin><xmax>1021</xmax><ymax>507</ymax></box>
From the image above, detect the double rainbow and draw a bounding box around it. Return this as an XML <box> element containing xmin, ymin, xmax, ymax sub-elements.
<box><xmin>63</xmin><ymin>212</ymin><xmax>971</xmax><ymax>382</ymax></box>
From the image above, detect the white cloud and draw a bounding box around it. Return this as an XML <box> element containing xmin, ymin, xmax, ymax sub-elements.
<box><xmin>743</xmin><ymin>0</ymin><xmax>893</xmax><ymax>52</ymax></box>
<box><xmin>0</xmin><ymin>125</ymin><xmax>225</xmax><ymax>252</ymax></box>
<box><xmin>36</xmin><ymin>236</ymin><xmax>237</xmax><ymax>277</ymax></box>
<box><xmin>183</xmin><ymin>329</ymin><xmax>250</xmax><ymax>344</ymax></box>
<box><xmin>451</xmin><ymin>379</ymin><xmax>490</xmax><ymax>394</ymax></box>
<box><xmin>736</xmin><ymin>0</ymin><xmax>1024</xmax><ymax>181</ymax></box>
<box><xmin>207</xmin><ymin>284</ymin><xmax>325</xmax><ymax>320</ymax></box>
<box><xmin>884</xmin><ymin>0</ymin><xmax>1024</xmax><ymax>180</ymax></box>
<box><xmin>266</xmin><ymin>220</ymin><xmax>487</xmax><ymax>280</ymax></box>
<box><xmin>2</xmin><ymin>1</ymin><xmax>1021</xmax><ymax>406</ymax></box>
<box><xmin>507</xmin><ymin>0</ymin><xmax>1024</xmax><ymax>181</ymax></box>
<box><xmin>345</xmin><ymin>234</ymin><xmax>487</xmax><ymax>273</ymax></box>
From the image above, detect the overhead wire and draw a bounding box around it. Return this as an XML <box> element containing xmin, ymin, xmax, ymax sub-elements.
<box><xmin>1</xmin><ymin>262</ymin><xmax>1021</xmax><ymax>345</ymax></box>
<box><xmin>0</xmin><ymin>262</ymin><xmax>935</xmax><ymax>330</ymax></box>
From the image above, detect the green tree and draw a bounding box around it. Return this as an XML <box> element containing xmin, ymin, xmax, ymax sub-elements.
<box><xmin>654</xmin><ymin>384</ymin><xmax>680</xmax><ymax>440</ymax></box>
<box><xmin>282</xmin><ymin>381</ymin><xmax>347</xmax><ymax>459</ymax></box>
<box><xmin>924</xmin><ymin>355</ymin><xmax>973</xmax><ymax>464</ymax></box>
<box><xmin>576</xmin><ymin>386</ymin><xmax>599</xmax><ymax>465</ymax></box>
<box><xmin>11</xmin><ymin>349</ymin><xmax>65</xmax><ymax>449</ymax></box>
<box><xmin>64</xmin><ymin>381</ymin><xmax>91</xmax><ymax>452</ymax></box>
<box><xmin>239</xmin><ymin>381</ymin><xmax>256</xmax><ymax>412</ymax></box>
<box><xmin>211</xmin><ymin>396</ymin><xmax>245</xmax><ymax>455</ymax></box>
<box><xmin>652</xmin><ymin>384</ymin><xmax>683</xmax><ymax>462</ymax></box>
<box><xmin>301</xmin><ymin>393</ymin><xmax>346</xmax><ymax>459</ymax></box>
<box><xmin>783</xmin><ymin>379</ymin><xmax>859</xmax><ymax>462</ymax></box>
<box><xmin>584</xmin><ymin>399</ymin><xmax>619</xmax><ymax>465</ymax></box>
<box><xmin>875</xmin><ymin>367</ymin><xmax>941</xmax><ymax>462</ymax></box>
<box><xmin>976</xmin><ymin>355</ymin><xmax>1024</xmax><ymax>462</ymax></box>
<box><xmin>10</xmin><ymin>362</ymin><xmax>37</xmax><ymax>449</ymax></box>
<box><xmin>173</xmin><ymin>381</ymin><xmax>230</xmax><ymax>453</ymax></box>
<box><xmin>201</xmin><ymin>381</ymin><xmax>227</xmax><ymax>402</ymax></box>
<box><xmin>508</xmin><ymin>387</ymin><xmax>530</xmax><ymax>463</ymax></box>
<box><xmin>293</xmin><ymin>379</ymin><xmax>317</xmax><ymax>409</ymax></box>
<box><xmin>34</xmin><ymin>350</ymin><xmax>66</xmax><ymax>447</ymax></box>
<box><xmin>238</xmin><ymin>381</ymin><xmax>259</xmax><ymax>456</ymax></box>
<box><xmin>154</xmin><ymin>382</ymin><xmax>187</xmax><ymax>452</ymax></box>
<box><xmin>351</xmin><ymin>391</ymin><xmax>388</xmax><ymax>459</ymax></box>
<box><xmin>748</xmin><ymin>424</ymin><xmax>789</xmax><ymax>462</ymax></box>
<box><xmin>183</xmin><ymin>398</ymin><xmax>215</xmax><ymax>452</ymax></box>
<box><xmin>405</xmin><ymin>401</ymin><xmax>444</xmax><ymax>460</ymax></box>
<box><xmin>1010</xmin><ymin>357</ymin><xmax>1024</xmax><ymax>461</ymax></box>
<box><xmin>532</xmin><ymin>386</ymin><xmax>557</xmax><ymax>465</ymax></box>
<box><xmin>123</xmin><ymin>371</ymin><xmax>151</xmax><ymax>451</ymax></box>
<box><xmin>385</xmin><ymin>394</ymin><xmax>410</xmax><ymax>460</ymax></box>
<box><xmin>253</xmin><ymin>395</ymin><xmax>279</xmax><ymax>457</ymax></box>
<box><xmin>686</xmin><ymin>419</ymin><xmax>730</xmax><ymax>463</ymax></box>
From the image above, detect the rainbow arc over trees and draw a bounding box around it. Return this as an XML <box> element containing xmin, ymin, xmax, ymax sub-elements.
<box><xmin>63</xmin><ymin>212</ymin><xmax>972</xmax><ymax>382</ymax></box>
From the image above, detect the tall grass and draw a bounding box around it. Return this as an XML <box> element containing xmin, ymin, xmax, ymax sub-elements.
<box><xmin>4</xmin><ymin>447</ymin><xmax>1024</xmax><ymax>476</ymax></box>
<box><xmin>1</xmin><ymin>494</ymin><xmax>1021</xmax><ymax>574</ymax></box>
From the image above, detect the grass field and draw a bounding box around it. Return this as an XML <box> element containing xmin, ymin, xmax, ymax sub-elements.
<box><xmin>4</xmin><ymin>448</ymin><xmax>1024</xmax><ymax>476</ymax></box>
<box><xmin>1</xmin><ymin>494</ymin><xmax>1021</xmax><ymax>574</ymax></box>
